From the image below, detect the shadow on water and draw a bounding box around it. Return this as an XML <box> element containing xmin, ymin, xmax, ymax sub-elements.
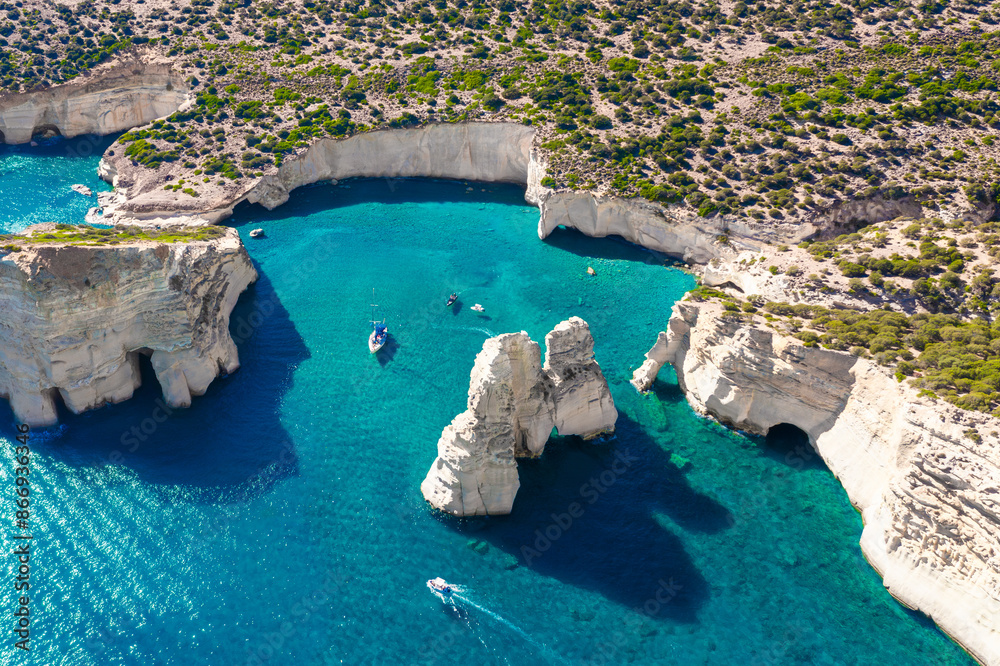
<box><xmin>450</xmin><ymin>414</ymin><xmax>730</xmax><ymax>623</ymax></box>
<box><xmin>226</xmin><ymin>176</ymin><xmax>531</xmax><ymax>226</ymax></box>
<box><xmin>0</xmin><ymin>132</ymin><xmax>120</xmax><ymax>160</ymax></box>
<box><xmin>0</xmin><ymin>267</ymin><xmax>310</xmax><ymax>503</ymax></box>
<box><xmin>542</xmin><ymin>225</ymin><xmax>682</xmax><ymax>267</ymax></box>
<box><xmin>376</xmin><ymin>335</ymin><xmax>401</xmax><ymax>367</ymax></box>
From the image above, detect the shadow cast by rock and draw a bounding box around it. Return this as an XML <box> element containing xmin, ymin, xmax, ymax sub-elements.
<box><xmin>448</xmin><ymin>413</ymin><xmax>729</xmax><ymax>623</ymax></box>
<box><xmin>542</xmin><ymin>225</ymin><xmax>681</xmax><ymax>266</ymax></box>
<box><xmin>3</xmin><ymin>267</ymin><xmax>310</xmax><ymax>503</ymax></box>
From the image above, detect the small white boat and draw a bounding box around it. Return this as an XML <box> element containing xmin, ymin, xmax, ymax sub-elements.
<box><xmin>249</xmin><ymin>228</ymin><xmax>265</xmax><ymax>238</ymax></box>
<box><xmin>369</xmin><ymin>288</ymin><xmax>388</xmax><ymax>353</ymax></box>
<box><xmin>471</xmin><ymin>304</ymin><xmax>485</xmax><ymax>312</ymax></box>
<box><xmin>71</xmin><ymin>184</ymin><xmax>93</xmax><ymax>197</ymax></box>
<box><xmin>427</xmin><ymin>577</ymin><xmax>454</xmax><ymax>596</ymax></box>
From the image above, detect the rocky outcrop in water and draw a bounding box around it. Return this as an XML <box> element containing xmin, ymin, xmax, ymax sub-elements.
<box><xmin>0</xmin><ymin>55</ymin><xmax>188</xmax><ymax>145</ymax></box>
<box><xmin>0</xmin><ymin>227</ymin><xmax>256</xmax><ymax>426</ymax></box>
<box><xmin>635</xmin><ymin>300</ymin><xmax>1000</xmax><ymax>666</ymax></box>
<box><xmin>421</xmin><ymin>317</ymin><xmax>617</xmax><ymax>516</ymax></box>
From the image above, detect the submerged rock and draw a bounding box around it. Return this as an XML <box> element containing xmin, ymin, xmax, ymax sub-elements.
<box><xmin>421</xmin><ymin>317</ymin><xmax>616</xmax><ymax>516</ymax></box>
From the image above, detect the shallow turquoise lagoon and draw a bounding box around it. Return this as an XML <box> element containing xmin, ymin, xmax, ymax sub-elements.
<box><xmin>0</xmin><ymin>134</ymin><xmax>115</xmax><ymax>234</ymax></box>
<box><xmin>0</xmin><ymin>165</ymin><xmax>975</xmax><ymax>665</ymax></box>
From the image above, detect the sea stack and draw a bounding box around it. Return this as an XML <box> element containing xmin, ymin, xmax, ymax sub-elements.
<box><xmin>0</xmin><ymin>225</ymin><xmax>257</xmax><ymax>426</ymax></box>
<box><xmin>421</xmin><ymin>317</ymin><xmax>617</xmax><ymax>516</ymax></box>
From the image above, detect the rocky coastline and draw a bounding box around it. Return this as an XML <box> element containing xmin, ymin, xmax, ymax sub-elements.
<box><xmin>0</xmin><ymin>55</ymin><xmax>189</xmax><ymax>145</ymax></box>
<box><xmin>0</xmin><ymin>225</ymin><xmax>256</xmax><ymax>426</ymax></box>
<box><xmin>0</xmin><ymin>50</ymin><xmax>996</xmax><ymax>666</ymax></box>
<box><xmin>633</xmin><ymin>300</ymin><xmax>1000</xmax><ymax>666</ymax></box>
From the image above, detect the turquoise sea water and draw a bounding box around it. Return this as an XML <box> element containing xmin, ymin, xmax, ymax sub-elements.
<box><xmin>0</xmin><ymin>135</ymin><xmax>114</xmax><ymax>234</ymax></box>
<box><xmin>0</xmin><ymin>150</ymin><xmax>977</xmax><ymax>665</ymax></box>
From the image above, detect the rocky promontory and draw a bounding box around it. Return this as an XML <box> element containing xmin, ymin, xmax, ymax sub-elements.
<box><xmin>421</xmin><ymin>317</ymin><xmax>617</xmax><ymax>516</ymax></box>
<box><xmin>635</xmin><ymin>300</ymin><xmax>1000</xmax><ymax>666</ymax></box>
<box><xmin>0</xmin><ymin>225</ymin><xmax>256</xmax><ymax>426</ymax></box>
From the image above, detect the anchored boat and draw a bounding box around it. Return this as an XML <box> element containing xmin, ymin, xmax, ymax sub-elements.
<box><xmin>368</xmin><ymin>288</ymin><xmax>388</xmax><ymax>353</ymax></box>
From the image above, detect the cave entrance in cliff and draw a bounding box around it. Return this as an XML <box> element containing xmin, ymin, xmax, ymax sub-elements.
<box><xmin>762</xmin><ymin>423</ymin><xmax>827</xmax><ymax>471</ymax></box>
<box><xmin>31</xmin><ymin>124</ymin><xmax>62</xmax><ymax>141</ymax></box>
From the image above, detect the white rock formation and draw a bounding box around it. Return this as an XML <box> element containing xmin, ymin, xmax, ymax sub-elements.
<box><xmin>545</xmin><ymin>318</ymin><xmax>618</xmax><ymax>439</ymax></box>
<box><xmin>643</xmin><ymin>300</ymin><xmax>1000</xmax><ymax>666</ymax></box>
<box><xmin>101</xmin><ymin>122</ymin><xmax>536</xmax><ymax>225</ymax></box>
<box><xmin>813</xmin><ymin>194</ymin><xmax>924</xmax><ymax>237</ymax></box>
<box><xmin>630</xmin><ymin>331</ymin><xmax>670</xmax><ymax>392</ymax></box>
<box><xmin>0</xmin><ymin>55</ymin><xmax>188</xmax><ymax>145</ymax></box>
<box><xmin>0</xmin><ymin>228</ymin><xmax>257</xmax><ymax>426</ymax></box>
<box><xmin>98</xmin><ymin>121</ymin><xmax>807</xmax><ymax>264</ymax></box>
<box><xmin>421</xmin><ymin>317</ymin><xmax>617</xmax><ymax>516</ymax></box>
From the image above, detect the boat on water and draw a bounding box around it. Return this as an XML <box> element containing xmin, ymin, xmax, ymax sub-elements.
<box><xmin>368</xmin><ymin>288</ymin><xmax>388</xmax><ymax>353</ymax></box>
<box><xmin>427</xmin><ymin>577</ymin><xmax>453</xmax><ymax>596</ymax></box>
<box><xmin>369</xmin><ymin>322</ymin><xmax>388</xmax><ymax>353</ymax></box>
<box><xmin>471</xmin><ymin>304</ymin><xmax>485</xmax><ymax>313</ymax></box>
<box><xmin>446</xmin><ymin>292</ymin><xmax>458</xmax><ymax>307</ymax></box>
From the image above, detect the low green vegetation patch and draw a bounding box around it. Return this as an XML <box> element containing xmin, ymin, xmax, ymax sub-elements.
<box><xmin>761</xmin><ymin>301</ymin><xmax>1000</xmax><ymax>415</ymax></box>
<box><xmin>0</xmin><ymin>224</ymin><xmax>227</xmax><ymax>248</ymax></box>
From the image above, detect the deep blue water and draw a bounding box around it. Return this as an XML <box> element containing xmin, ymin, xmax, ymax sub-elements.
<box><xmin>0</xmin><ymin>152</ymin><xmax>976</xmax><ymax>665</ymax></box>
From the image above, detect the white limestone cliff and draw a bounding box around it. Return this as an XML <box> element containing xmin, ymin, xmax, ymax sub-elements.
<box><xmin>637</xmin><ymin>300</ymin><xmax>1000</xmax><ymax>666</ymax></box>
<box><xmin>101</xmin><ymin>122</ymin><xmax>536</xmax><ymax>225</ymax></box>
<box><xmin>0</xmin><ymin>228</ymin><xmax>257</xmax><ymax>426</ymax></box>
<box><xmin>99</xmin><ymin>120</ymin><xmax>808</xmax><ymax>263</ymax></box>
<box><xmin>0</xmin><ymin>55</ymin><xmax>188</xmax><ymax>145</ymax></box>
<box><xmin>421</xmin><ymin>317</ymin><xmax>617</xmax><ymax>516</ymax></box>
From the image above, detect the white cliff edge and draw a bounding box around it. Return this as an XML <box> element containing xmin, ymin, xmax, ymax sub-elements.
<box><xmin>634</xmin><ymin>300</ymin><xmax>1000</xmax><ymax>666</ymax></box>
<box><xmin>99</xmin><ymin>120</ymin><xmax>810</xmax><ymax>262</ymax></box>
<box><xmin>0</xmin><ymin>228</ymin><xmax>257</xmax><ymax>426</ymax></box>
<box><xmin>0</xmin><ymin>55</ymin><xmax>189</xmax><ymax>145</ymax></box>
<box><xmin>421</xmin><ymin>317</ymin><xmax>617</xmax><ymax>516</ymax></box>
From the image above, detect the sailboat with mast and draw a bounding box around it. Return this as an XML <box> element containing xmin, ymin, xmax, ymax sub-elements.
<box><xmin>368</xmin><ymin>288</ymin><xmax>388</xmax><ymax>353</ymax></box>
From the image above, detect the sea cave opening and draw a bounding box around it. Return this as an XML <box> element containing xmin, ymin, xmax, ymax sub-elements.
<box><xmin>763</xmin><ymin>422</ymin><xmax>828</xmax><ymax>472</ymax></box>
<box><xmin>31</xmin><ymin>123</ymin><xmax>62</xmax><ymax>140</ymax></box>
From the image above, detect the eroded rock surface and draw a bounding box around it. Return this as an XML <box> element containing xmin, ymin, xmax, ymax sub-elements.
<box><xmin>637</xmin><ymin>300</ymin><xmax>1000</xmax><ymax>666</ymax></box>
<box><xmin>0</xmin><ymin>54</ymin><xmax>188</xmax><ymax>145</ymax></box>
<box><xmin>421</xmin><ymin>317</ymin><xmax>617</xmax><ymax>516</ymax></box>
<box><xmin>0</xmin><ymin>228</ymin><xmax>256</xmax><ymax>426</ymax></box>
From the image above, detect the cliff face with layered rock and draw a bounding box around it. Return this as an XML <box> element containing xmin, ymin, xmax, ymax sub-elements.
<box><xmin>0</xmin><ymin>55</ymin><xmax>188</xmax><ymax>145</ymax></box>
<box><xmin>421</xmin><ymin>317</ymin><xmax>617</xmax><ymax>516</ymax></box>
<box><xmin>101</xmin><ymin>122</ymin><xmax>537</xmax><ymax>225</ymax></box>
<box><xmin>99</xmin><ymin>120</ymin><xmax>807</xmax><ymax>264</ymax></box>
<box><xmin>636</xmin><ymin>300</ymin><xmax>1000</xmax><ymax>666</ymax></box>
<box><xmin>0</xmin><ymin>228</ymin><xmax>256</xmax><ymax>426</ymax></box>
